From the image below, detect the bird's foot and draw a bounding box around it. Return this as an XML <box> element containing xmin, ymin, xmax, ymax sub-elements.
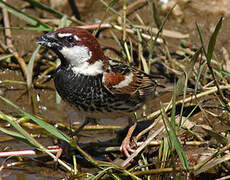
<box><xmin>53</xmin><ymin>139</ymin><xmax>73</xmax><ymax>161</ymax></box>
<box><xmin>120</xmin><ymin>137</ymin><xmax>135</xmax><ymax>158</ymax></box>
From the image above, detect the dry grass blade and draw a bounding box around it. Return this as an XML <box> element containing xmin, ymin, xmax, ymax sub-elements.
<box><xmin>202</xmin><ymin>126</ymin><xmax>228</xmax><ymax>146</ymax></box>
<box><xmin>194</xmin><ymin>153</ymin><xmax>230</xmax><ymax>175</ymax></box>
<box><xmin>1</xmin><ymin>0</ymin><xmax>230</xmax><ymax>178</ymax></box>
<box><xmin>139</xmin><ymin>85</ymin><xmax>230</xmax><ymax>123</ymax></box>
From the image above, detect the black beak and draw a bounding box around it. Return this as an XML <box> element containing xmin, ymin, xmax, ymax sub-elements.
<box><xmin>37</xmin><ymin>31</ymin><xmax>60</xmax><ymax>49</ymax></box>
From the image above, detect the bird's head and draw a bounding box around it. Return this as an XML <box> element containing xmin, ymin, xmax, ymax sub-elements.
<box><xmin>37</xmin><ymin>27</ymin><xmax>108</xmax><ymax>75</ymax></box>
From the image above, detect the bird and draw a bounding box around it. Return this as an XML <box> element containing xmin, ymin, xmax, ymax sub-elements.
<box><xmin>37</xmin><ymin>27</ymin><xmax>162</xmax><ymax>158</ymax></box>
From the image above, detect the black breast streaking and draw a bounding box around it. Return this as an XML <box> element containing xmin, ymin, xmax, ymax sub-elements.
<box><xmin>53</xmin><ymin>64</ymin><xmax>143</xmax><ymax>114</ymax></box>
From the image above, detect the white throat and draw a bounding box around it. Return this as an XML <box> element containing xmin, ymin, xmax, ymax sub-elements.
<box><xmin>72</xmin><ymin>60</ymin><xmax>104</xmax><ymax>76</ymax></box>
<box><xmin>60</xmin><ymin>45</ymin><xmax>92</xmax><ymax>66</ymax></box>
<box><xmin>60</xmin><ymin>45</ymin><xmax>104</xmax><ymax>76</ymax></box>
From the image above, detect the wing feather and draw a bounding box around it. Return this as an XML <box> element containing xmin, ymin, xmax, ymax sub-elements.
<box><xmin>102</xmin><ymin>59</ymin><xmax>159</xmax><ymax>98</ymax></box>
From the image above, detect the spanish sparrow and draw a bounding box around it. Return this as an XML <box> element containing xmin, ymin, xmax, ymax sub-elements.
<box><xmin>37</xmin><ymin>27</ymin><xmax>161</xmax><ymax>157</ymax></box>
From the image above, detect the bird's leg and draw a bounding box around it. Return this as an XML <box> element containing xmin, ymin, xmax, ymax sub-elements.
<box><xmin>120</xmin><ymin>114</ymin><xmax>137</xmax><ymax>157</ymax></box>
<box><xmin>71</xmin><ymin>116</ymin><xmax>90</xmax><ymax>137</ymax></box>
<box><xmin>55</xmin><ymin>117</ymin><xmax>91</xmax><ymax>160</ymax></box>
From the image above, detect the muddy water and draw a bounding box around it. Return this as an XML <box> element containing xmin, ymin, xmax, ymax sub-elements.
<box><xmin>0</xmin><ymin>0</ymin><xmax>230</xmax><ymax>179</ymax></box>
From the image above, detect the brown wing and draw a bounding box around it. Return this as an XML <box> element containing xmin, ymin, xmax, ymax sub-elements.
<box><xmin>102</xmin><ymin>59</ymin><xmax>159</xmax><ymax>98</ymax></box>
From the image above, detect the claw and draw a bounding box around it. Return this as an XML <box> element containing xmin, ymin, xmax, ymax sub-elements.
<box><xmin>54</xmin><ymin>147</ymin><xmax>63</xmax><ymax>161</ymax></box>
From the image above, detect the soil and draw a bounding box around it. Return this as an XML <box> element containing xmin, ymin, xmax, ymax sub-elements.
<box><xmin>0</xmin><ymin>0</ymin><xmax>230</xmax><ymax>179</ymax></box>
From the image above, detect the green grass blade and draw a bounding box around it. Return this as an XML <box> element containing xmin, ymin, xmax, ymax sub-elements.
<box><xmin>147</xmin><ymin>3</ymin><xmax>175</xmax><ymax>61</ymax></box>
<box><xmin>195</xmin><ymin>61</ymin><xmax>206</xmax><ymax>94</ymax></box>
<box><xmin>206</xmin><ymin>17</ymin><xmax>223</xmax><ymax>63</ymax></box>
<box><xmin>24</xmin><ymin>0</ymin><xmax>64</xmax><ymax>17</ymax></box>
<box><xmin>195</xmin><ymin>22</ymin><xmax>207</xmax><ymax>57</ymax></box>
<box><xmin>171</xmin><ymin>83</ymin><xmax>177</xmax><ymax>130</ymax></box>
<box><xmin>88</xmin><ymin>167</ymin><xmax>114</xmax><ymax>180</ymax></box>
<box><xmin>151</xmin><ymin>1</ymin><xmax>162</xmax><ymax>29</ymax></box>
<box><xmin>178</xmin><ymin>49</ymin><xmax>201</xmax><ymax>126</ymax></box>
<box><xmin>169</xmin><ymin>128</ymin><xmax>189</xmax><ymax>169</ymax></box>
<box><xmin>220</xmin><ymin>70</ymin><xmax>230</xmax><ymax>77</ymax></box>
<box><xmin>27</xmin><ymin>45</ymin><xmax>41</xmax><ymax>89</ymax></box>
<box><xmin>0</xmin><ymin>110</ymin><xmax>73</xmax><ymax>172</ymax></box>
<box><xmin>0</xmin><ymin>26</ymin><xmax>51</xmax><ymax>31</ymax></box>
<box><xmin>161</xmin><ymin>137</ymin><xmax>169</xmax><ymax>168</ymax></box>
<box><xmin>55</xmin><ymin>59</ymin><xmax>62</xmax><ymax>104</ymax></box>
<box><xmin>0</xmin><ymin>110</ymin><xmax>43</xmax><ymax>149</ymax></box>
<box><xmin>0</xmin><ymin>96</ymin><xmax>70</xmax><ymax>142</ymax></box>
<box><xmin>165</xmin><ymin>55</ymin><xmax>197</xmax><ymax>169</ymax></box>
<box><xmin>0</xmin><ymin>125</ymin><xmax>47</xmax><ymax>151</ymax></box>
<box><xmin>54</xmin><ymin>15</ymin><xmax>68</xmax><ymax>104</ymax></box>
<box><xmin>108</xmin><ymin>0</ymin><xmax>119</xmax><ymax>7</ymax></box>
<box><xmin>161</xmin><ymin>103</ymin><xmax>189</xmax><ymax>169</ymax></box>
<box><xmin>0</xmin><ymin>1</ymin><xmax>51</xmax><ymax>31</ymax></box>
<box><xmin>0</xmin><ymin>125</ymin><xmax>32</xmax><ymax>145</ymax></box>
<box><xmin>99</xmin><ymin>0</ymin><xmax>121</xmax><ymax>16</ymax></box>
<box><xmin>154</xmin><ymin>4</ymin><xmax>175</xmax><ymax>38</ymax></box>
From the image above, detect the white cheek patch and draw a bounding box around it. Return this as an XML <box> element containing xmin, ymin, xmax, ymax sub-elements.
<box><xmin>113</xmin><ymin>72</ymin><xmax>134</xmax><ymax>88</ymax></box>
<box><xmin>57</xmin><ymin>33</ymin><xmax>81</xmax><ymax>41</ymax></box>
<box><xmin>72</xmin><ymin>60</ymin><xmax>104</xmax><ymax>76</ymax></box>
<box><xmin>60</xmin><ymin>45</ymin><xmax>92</xmax><ymax>66</ymax></box>
<box><xmin>60</xmin><ymin>45</ymin><xmax>104</xmax><ymax>75</ymax></box>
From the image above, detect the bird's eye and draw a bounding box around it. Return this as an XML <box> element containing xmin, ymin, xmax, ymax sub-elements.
<box><xmin>67</xmin><ymin>36</ymin><xmax>75</xmax><ymax>42</ymax></box>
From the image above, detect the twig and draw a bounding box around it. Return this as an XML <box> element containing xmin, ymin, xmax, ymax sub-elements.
<box><xmin>68</xmin><ymin>0</ymin><xmax>81</xmax><ymax>20</ymax></box>
<box><xmin>0</xmin><ymin>147</ymin><xmax>60</xmax><ymax>157</ymax></box>
<box><xmin>133</xmin><ymin>167</ymin><xmax>192</xmax><ymax>176</ymax></box>
<box><xmin>194</xmin><ymin>141</ymin><xmax>230</xmax><ymax>173</ymax></box>
<box><xmin>136</xmin><ymin>140</ymin><xmax>207</xmax><ymax>147</ymax></box>
<box><xmin>0</xmin><ymin>42</ymin><xmax>28</xmax><ymax>79</ymax></box>
<box><xmin>76</xmin><ymin>23</ymin><xmax>189</xmax><ymax>39</ymax></box>
<box><xmin>2</xmin><ymin>5</ymin><xmax>28</xmax><ymax>78</ymax></box>
<box><xmin>138</xmin><ymin>85</ymin><xmax>230</xmax><ymax>123</ymax></box>
<box><xmin>216</xmin><ymin>175</ymin><xmax>230</xmax><ymax>180</ymax></box>
<box><xmin>2</xmin><ymin>1</ymin><xmax>13</xmax><ymax>50</ymax></box>
<box><xmin>119</xmin><ymin>0</ymin><xmax>147</xmax><ymax>17</ymax></box>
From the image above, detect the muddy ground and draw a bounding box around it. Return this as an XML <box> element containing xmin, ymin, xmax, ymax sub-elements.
<box><xmin>0</xmin><ymin>0</ymin><xmax>230</xmax><ymax>179</ymax></box>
